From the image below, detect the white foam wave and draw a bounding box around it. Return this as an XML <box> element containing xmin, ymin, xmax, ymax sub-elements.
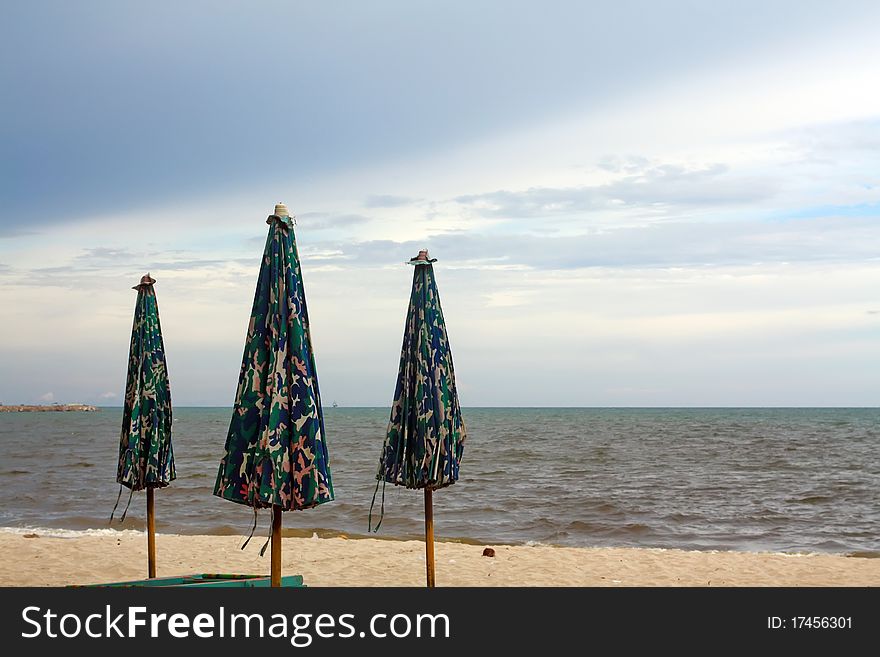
<box><xmin>0</xmin><ymin>526</ymin><xmax>145</xmax><ymax>539</ymax></box>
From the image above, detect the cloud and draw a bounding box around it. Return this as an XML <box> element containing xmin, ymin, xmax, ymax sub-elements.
<box><xmin>308</xmin><ymin>238</ymin><xmax>423</xmax><ymax>266</ymax></box>
<box><xmin>305</xmin><ymin>211</ymin><xmax>880</xmax><ymax>272</ymax></box>
<box><xmin>76</xmin><ymin>247</ymin><xmax>139</xmax><ymax>261</ymax></box>
<box><xmin>9</xmin><ymin>256</ymin><xmax>232</xmax><ymax>288</ymax></box>
<box><xmin>364</xmin><ymin>195</ymin><xmax>417</xmax><ymax>208</ymax></box>
<box><xmin>296</xmin><ymin>213</ymin><xmax>371</xmax><ymax>231</ymax></box>
<box><xmin>98</xmin><ymin>391</ymin><xmax>117</xmax><ymax>399</ymax></box>
<box><xmin>454</xmin><ymin>162</ymin><xmax>777</xmax><ymax>219</ymax></box>
<box><xmin>298</xmin><ymin>247</ymin><xmax>348</xmax><ymax>261</ymax></box>
<box><xmin>39</xmin><ymin>392</ymin><xmax>54</xmax><ymax>402</ymax></box>
<box><xmin>4</xmin><ymin>6</ymin><xmax>880</xmax><ymax>407</ymax></box>
<box><xmin>0</xmin><ymin>225</ymin><xmax>37</xmax><ymax>239</ymax></box>
<box><xmin>787</xmin><ymin>117</ymin><xmax>880</xmax><ymax>160</ymax></box>
<box><xmin>484</xmin><ymin>290</ymin><xmax>536</xmax><ymax>308</ymax></box>
<box><xmin>782</xmin><ymin>202</ymin><xmax>880</xmax><ymax>221</ymax></box>
<box><xmin>595</xmin><ymin>155</ymin><xmax>652</xmax><ymax>173</ymax></box>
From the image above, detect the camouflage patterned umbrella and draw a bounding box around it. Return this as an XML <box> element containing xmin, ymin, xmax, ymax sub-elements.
<box><xmin>112</xmin><ymin>273</ymin><xmax>175</xmax><ymax>579</ymax></box>
<box><xmin>214</xmin><ymin>203</ymin><xmax>334</xmax><ymax>587</ymax></box>
<box><xmin>371</xmin><ymin>249</ymin><xmax>466</xmax><ymax>587</ymax></box>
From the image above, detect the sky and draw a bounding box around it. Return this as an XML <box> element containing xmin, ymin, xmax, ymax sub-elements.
<box><xmin>1</xmin><ymin>1</ymin><xmax>879</xmax><ymax>406</ymax></box>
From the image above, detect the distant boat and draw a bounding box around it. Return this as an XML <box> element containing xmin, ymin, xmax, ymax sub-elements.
<box><xmin>332</xmin><ymin>401</ymin><xmax>338</xmax><ymax>408</ymax></box>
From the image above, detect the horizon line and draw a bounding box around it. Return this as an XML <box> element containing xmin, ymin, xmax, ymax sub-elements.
<box><xmin>37</xmin><ymin>402</ymin><xmax>880</xmax><ymax>409</ymax></box>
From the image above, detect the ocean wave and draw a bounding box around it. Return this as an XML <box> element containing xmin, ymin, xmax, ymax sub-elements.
<box><xmin>845</xmin><ymin>550</ymin><xmax>880</xmax><ymax>559</ymax></box>
<box><xmin>787</xmin><ymin>495</ymin><xmax>834</xmax><ymax>505</ymax></box>
<box><xmin>0</xmin><ymin>526</ymin><xmax>145</xmax><ymax>539</ymax></box>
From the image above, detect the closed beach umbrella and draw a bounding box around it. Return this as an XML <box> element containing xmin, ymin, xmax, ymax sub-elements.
<box><xmin>112</xmin><ymin>273</ymin><xmax>175</xmax><ymax>579</ymax></box>
<box><xmin>214</xmin><ymin>203</ymin><xmax>334</xmax><ymax>587</ymax></box>
<box><xmin>372</xmin><ymin>249</ymin><xmax>466</xmax><ymax>587</ymax></box>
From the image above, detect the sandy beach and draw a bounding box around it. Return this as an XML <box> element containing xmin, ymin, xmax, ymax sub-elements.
<box><xmin>1</xmin><ymin>530</ymin><xmax>877</xmax><ymax>587</ymax></box>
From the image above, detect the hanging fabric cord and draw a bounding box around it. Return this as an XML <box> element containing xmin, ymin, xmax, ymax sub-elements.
<box><xmin>240</xmin><ymin>508</ymin><xmax>259</xmax><ymax>550</ymax></box>
<box><xmin>237</xmin><ymin>508</ymin><xmax>272</xmax><ymax>557</ymax></box>
<box><xmin>259</xmin><ymin>523</ymin><xmax>272</xmax><ymax>557</ymax></box>
<box><xmin>367</xmin><ymin>477</ymin><xmax>387</xmax><ymax>533</ymax></box>
<box><xmin>108</xmin><ymin>485</ymin><xmax>124</xmax><ymax>523</ymax></box>
<box><xmin>118</xmin><ymin>487</ymin><xmax>135</xmax><ymax>522</ymax></box>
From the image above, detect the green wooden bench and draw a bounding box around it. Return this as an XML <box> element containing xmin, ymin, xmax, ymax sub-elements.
<box><xmin>80</xmin><ymin>574</ymin><xmax>305</xmax><ymax>588</ymax></box>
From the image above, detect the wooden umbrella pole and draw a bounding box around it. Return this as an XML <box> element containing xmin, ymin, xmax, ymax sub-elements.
<box><xmin>425</xmin><ymin>488</ymin><xmax>435</xmax><ymax>587</ymax></box>
<box><xmin>271</xmin><ymin>505</ymin><xmax>282</xmax><ymax>587</ymax></box>
<box><xmin>146</xmin><ymin>488</ymin><xmax>156</xmax><ymax>579</ymax></box>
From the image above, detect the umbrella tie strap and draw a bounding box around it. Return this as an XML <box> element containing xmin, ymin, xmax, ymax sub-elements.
<box><xmin>108</xmin><ymin>485</ymin><xmax>124</xmax><ymax>523</ymax></box>
<box><xmin>367</xmin><ymin>477</ymin><xmax>387</xmax><ymax>533</ymax></box>
<box><xmin>258</xmin><ymin>524</ymin><xmax>272</xmax><ymax>557</ymax></box>
<box><xmin>118</xmin><ymin>487</ymin><xmax>135</xmax><ymax>522</ymax></box>
<box><xmin>240</xmin><ymin>508</ymin><xmax>259</xmax><ymax>551</ymax></box>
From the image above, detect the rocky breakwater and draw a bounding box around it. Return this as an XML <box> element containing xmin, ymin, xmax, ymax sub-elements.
<box><xmin>0</xmin><ymin>404</ymin><xmax>99</xmax><ymax>412</ymax></box>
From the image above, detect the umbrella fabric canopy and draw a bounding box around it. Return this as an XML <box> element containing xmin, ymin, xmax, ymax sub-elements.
<box><xmin>376</xmin><ymin>250</ymin><xmax>466</xmax><ymax>491</ymax></box>
<box><xmin>214</xmin><ymin>205</ymin><xmax>333</xmax><ymax>515</ymax></box>
<box><xmin>372</xmin><ymin>250</ymin><xmax>466</xmax><ymax>586</ymax></box>
<box><xmin>113</xmin><ymin>273</ymin><xmax>174</xmax><ymax>579</ymax></box>
<box><xmin>116</xmin><ymin>273</ymin><xmax>175</xmax><ymax>494</ymax></box>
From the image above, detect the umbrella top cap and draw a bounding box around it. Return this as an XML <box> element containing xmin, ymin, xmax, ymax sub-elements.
<box><xmin>132</xmin><ymin>273</ymin><xmax>156</xmax><ymax>290</ymax></box>
<box><xmin>267</xmin><ymin>202</ymin><xmax>296</xmax><ymax>229</ymax></box>
<box><xmin>408</xmin><ymin>249</ymin><xmax>437</xmax><ymax>265</ymax></box>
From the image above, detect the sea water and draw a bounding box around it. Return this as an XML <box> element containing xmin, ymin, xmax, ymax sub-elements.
<box><xmin>0</xmin><ymin>407</ymin><xmax>877</xmax><ymax>554</ymax></box>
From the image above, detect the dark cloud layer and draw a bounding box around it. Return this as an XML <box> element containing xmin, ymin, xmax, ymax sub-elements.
<box><xmin>2</xmin><ymin>1</ymin><xmax>865</xmax><ymax>231</ymax></box>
